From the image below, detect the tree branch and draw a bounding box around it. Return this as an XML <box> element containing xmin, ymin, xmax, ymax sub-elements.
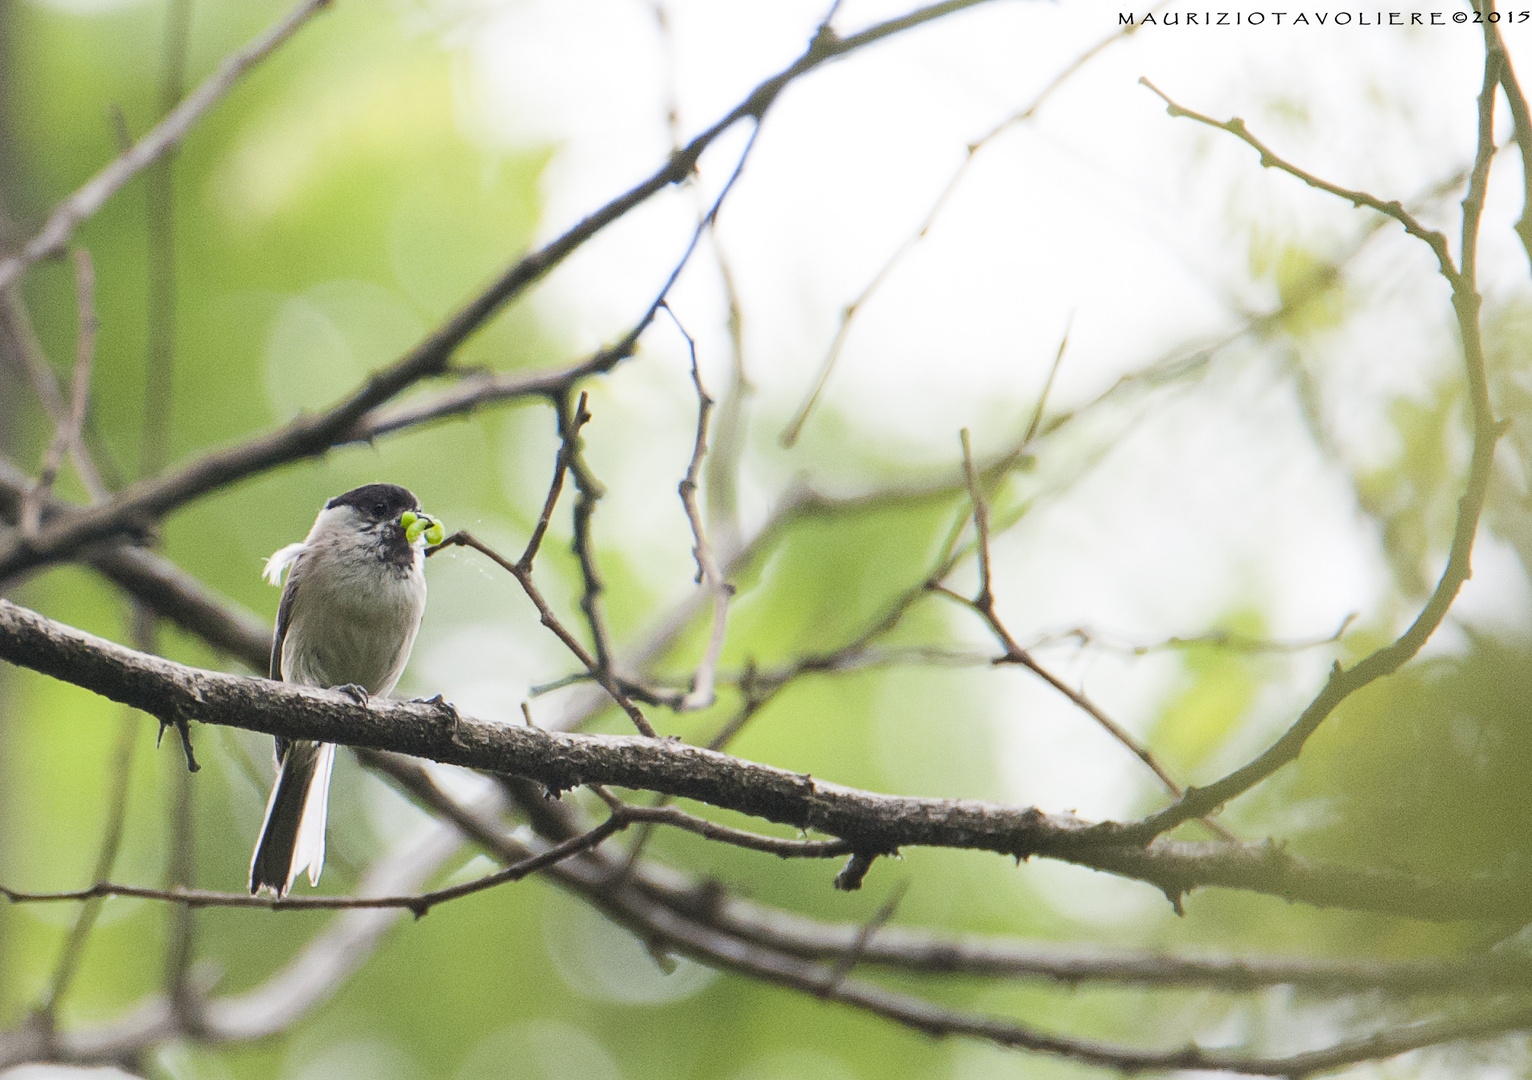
<box><xmin>0</xmin><ymin>0</ymin><xmax>1000</xmax><ymax>584</ymax></box>
<box><xmin>2</xmin><ymin>598</ymin><xmax>1528</xmax><ymax>922</ymax></box>
<box><xmin>369</xmin><ymin>755</ymin><xmax>1532</xmax><ymax>1079</ymax></box>
<box><xmin>664</xmin><ymin>305</ymin><xmax>731</xmax><ymax>711</ymax></box>
<box><xmin>1123</xmin><ymin>48</ymin><xmax>1506</xmax><ymax>841</ymax></box>
<box><xmin>20</xmin><ymin>250</ymin><xmax>97</xmax><ymax>536</ymax></box>
<box><xmin>429</xmin><ymin>528</ymin><xmax>657</xmax><ymax>737</ymax></box>
<box><xmin>778</xmin><ymin>9</ymin><xmax>1153</xmax><ymax>446</ymax></box>
<box><xmin>0</xmin><ymin>810</ymin><xmax>470</xmax><ymax>1067</ymax></box>
<box><xmin>1138</xmin><ymin>77</ymin><xmax>1458</xmax><ymax>283</ymax></box>
<box><xmin>0</xmin><ymin>0</ymin><xmax>332</xmax><ymax>294</ymax></box>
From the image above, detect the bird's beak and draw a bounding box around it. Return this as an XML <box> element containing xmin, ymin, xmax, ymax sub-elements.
<box><xmin>400</xmin><ymin>510</ymin><xmax>444</xmax><ymax>546</ymax></box>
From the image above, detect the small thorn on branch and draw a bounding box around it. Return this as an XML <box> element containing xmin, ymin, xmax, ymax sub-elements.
<box><xmin>155</xmin><ymin>712</ymin><xmax>199</xmax><ymax>773</ymax></box>
<box><xmin>834</xmin><ymin>850</ymin><xmax>878</xmax><ymax>891</ymax></box>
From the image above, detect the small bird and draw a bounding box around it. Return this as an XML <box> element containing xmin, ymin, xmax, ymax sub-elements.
<box><xmin>249</xmin><ymin>483</ymin><xmax>443</xmax><ymax>896</ymax></box>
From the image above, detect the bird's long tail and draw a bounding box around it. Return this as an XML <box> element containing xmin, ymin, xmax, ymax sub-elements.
<box><xmin>249</xmin><ymin>740</ymin><xmax>337</xmax><ymax>896</ymax></box>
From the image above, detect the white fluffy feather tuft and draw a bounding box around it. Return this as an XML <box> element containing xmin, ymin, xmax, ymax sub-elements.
<box><xmin>263</xmin><ymin>542</ymin><xmax>308</xmax><ymax>585</ymax></box>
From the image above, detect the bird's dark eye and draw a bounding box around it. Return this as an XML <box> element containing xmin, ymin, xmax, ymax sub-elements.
<box><xmin>373</xmin><ymin>503</ymin><xmax>387</xmax><ymax>516</ymax></box>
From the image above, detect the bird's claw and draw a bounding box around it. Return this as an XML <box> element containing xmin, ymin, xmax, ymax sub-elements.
<box><xmin>413</xmin><ymin>693</ymin><xmax>462</xmax><ymax>740</ymax></box>
<box><xmin>335</xmin><ymin>684</ymin><xmax>370</xmax><ymax>706</ymax></box>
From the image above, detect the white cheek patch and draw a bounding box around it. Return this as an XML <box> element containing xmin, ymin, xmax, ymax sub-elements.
<box><xmin>263</xmin><ymin>542</ymin><xmax>309</xmax><ymax>586</ymax></box>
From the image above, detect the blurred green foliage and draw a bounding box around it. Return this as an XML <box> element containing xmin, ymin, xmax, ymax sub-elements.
<box><xmin>1355</xmin><ymin>384</ymin><xmax>1465</xmax><ymax>599</ymax></box>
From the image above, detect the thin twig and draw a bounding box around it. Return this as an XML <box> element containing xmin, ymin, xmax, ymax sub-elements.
<box><xmin>0</xmin><ymin>0</ymin><xmax>996</xmax><ymax>584</ymax></box>
<box><xmin>958</xmin><ymin>430</ymin><xmax>991</xmax><ymax>606</ymax></box>
<box><xmin>0</xmin><ymin>0</ymin><xmax>333</xmax><ymax>293</ymax></box>
<box><xmin>0</xmin><ymin>291</ymin><xmax>107</xmax><ymax>502</ymax></box>
<box><xmin>1139</xmin><ymin>77</ymin><xmax>1458</xmax><ymax>283</ymax></box>
<box><xmin>32</xmin><ymin>712</ymin><xmax>138</xmax><ymax>1027</ymax></box>
<box><xmin>1022</xmin><ymin>316</ymin><xmax>1070</xmax><ymax>447</ymax></box>
<box><xmin>560</xmin><ymin>391</ymin><xmax>618</xmax><ymax>677</ymax></box>
<box><xmin>663</xmin><ymin>304</ymin><xmax>732</xmax><ymax>711</ymax></box>
<box><xmin>1030</xmin><ymin>613</ymin><xmax>1357</xmax><ymax>658</ymax></box>
<box><xmin>778</xmin><ymin>9</ymin><xmax>1157</xmax><ymax>446</ymax></box>
<box><xmin>139</xmin><ymin>0</ymin><xmax>192</xmax><ymax>481</ymax></box>
<box><xmin>517</xmin><ymin>395</ymin><xmax>582</xmax><ymax>570</ymax></box>
<box><xmin>0</xmin><ymin>793</ymin><xmax>859</xmax><ymax>916</ymax></box>
<box><xmin>430</xmin><ymin>529</ymin><xmax>656</xmax><ymax>737</ymax></box>
<box><xmin>945</xmin><ymin>432</ymin><xmax>1238</xmax><ymax>841</ymax></box>
<box><xmin>1485</xmin><ymin>12</ymin><xmax>1532</xmax><ymax>264</ymax></box>
<box><xmin>821</xmin><ymin>880</ymin><xmax>908</xmax><ymax>988</ymax></box>
<box><xmin>429</xmin><ymin>395</ymin><xmax>653</xmax><ymax>736</ymax></box>
<box><xmin>0</xmin><ymin>810</ymin><xmax>474</xmax><ymax>1066</ymax></box>
<box><xmin>595</xmin><ymin>789</ymin><xmax>852</xmax><ymax>859</ymax></box>
<box><xmin>21</xmin><ymin>250</ymin><xmax>97</xmax><ymax>536</ymax></box>
<box><xmin>370</xmin><ymin>756</ymin><xmax>1532</xmax><ymax>1080</ymax></box>
<box><xmin>651</xmin><ymin>1</ymin><xmax>754</xmax><ymax>562</ymax></box>
<box><xmin>1121</xmin><ymin>42</ymin><xmax>1506</xmax><ymax>843</ymax></box>
<box><xmin>611</xmin><ymin>664</ymin><xmax>775</xmax><ymax>876</ymax></box>
<box><xmin>0</xmin><ymin>817</ymin><xmax>619</xmax><ymax>917</ymax></box>
<box><xmin>157</xmin><ymin>606</ymin><xmax>198</xmax><ymax>1025</ymax></box>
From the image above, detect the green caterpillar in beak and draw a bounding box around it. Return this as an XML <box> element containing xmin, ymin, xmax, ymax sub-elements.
<box><xmin>401</xmin><ymin>510</ymin><xmax>445</xmax><ymax>546</ymax></box>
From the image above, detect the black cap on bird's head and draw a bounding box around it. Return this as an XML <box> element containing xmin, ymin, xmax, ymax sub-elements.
<box><xmin>325</xmin><ymin>483</ymin><xmax>420</xmax><ymax>522</ymax></box>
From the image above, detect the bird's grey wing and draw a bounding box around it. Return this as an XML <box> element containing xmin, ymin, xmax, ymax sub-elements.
<box><xmin>269</xmin><ymin>554</ymin><xmax>305</xmax><ymax>762</ymax></box>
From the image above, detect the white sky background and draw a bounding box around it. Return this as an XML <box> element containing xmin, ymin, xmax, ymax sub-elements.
<box><xmin>416</xmin><ymin>0</ymin><xmax>1532</xmax><ymax>826</ymax></box>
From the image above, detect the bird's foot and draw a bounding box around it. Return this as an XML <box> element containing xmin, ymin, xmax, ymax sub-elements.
<box><xmin>413</xmin><ymin>693</ymin><xmax>463</xmax><ymax>742</ymax></box>
<box><xmin>335</xmin><ymin>684</ymin><xmax>371</xmax><ymax>706</ymax></box>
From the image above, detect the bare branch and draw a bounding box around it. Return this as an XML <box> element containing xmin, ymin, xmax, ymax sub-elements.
<box><xmin>820</xmin><ymin>880</ymin><xmax>907</xmax><ymax>987</ymax></box>
<box><xmin>370</xmin><ymin>757</ymin><xmax>1532</xmax><ymax>1079</ymax></box>
<box><xmin>139</xmin><ymin>0</ymin><xmax>193</xmax><ymax>481</ymax></box>
<box><xmin>1487</xmin><ymin>18</ymin><xmax>1532</xmax><ymax>264</ymax></box>
<box><xmin>663</xmin><ymin>305</ymin><xmax>732</xmax><ymax>711</ymax></box>
<box><xmin>0</xmin><ymin>0</ymin><xmax>332</xmax><ymax>294</ymax></box>
<box><xmin>517</xmin><ymin>399</ymin><xmax>580</xmax><ymax>569</ymax></box>
<box><xmin>690</xmin><ymin>898</ymin><xmax>1532</xmax><ymax>993</ymax></box>
<box><xmin>601</xmin><ymin>786</ymin><xmax>854</xmax><ymax>858</ymax></box>
<box><xmin>0</xmin><ymin>0</ymin><xmax>999</xmax><ymax>584</ymax></box>
<box><xmin>3</xmin><ymin>597</ymin><xmax>1530</xmax><ymax>922</ymax></box>
<box><xmin>201</xmin><ymin>815</ymin><xmax>463</xmax><ymax>1039</ymax></box>
<box><xmin>158</xmin><ymin>604</ymin><xmax>198</xmax><ymax>1024</ymax></box>
<box><xmin>779</xmin><ymin>10</ymin><xmax>1154</xmax><ymax>446</ymax></box>
<box><xmin>1033</xmin><ymin>613</ymin><xmax>1357</xmax><ymax>658</ymax></box>
<box><xmin>942</xmin><ymin>432</ymin><xmax>1209</xmax><ymax>823</ymax></box>
<box><xmin>1</xmin><ymin>790</ymin><xmax>858</xmax><ymax>917</ymax></box>
<box><xmin>1</xmin><ymin>817</ymin><xmax>619</xmax><ymax>916</ymax></box>
<box><xmin>429</xmin><ymin>395</ymin><xmax>660</xmax><ymax>734</ymax></box>
<box><xmin>559</xmin><ymin>392</ymin><xmax>619</xmax><ymax>678</ymax></box>
<box><xmin>0</xmin><ymin>458</ymin><xmax>269</xmax><ymax>667</ymax></box>
<box><xmin>0</xmin><ymin>289</ymin><xmax>106</xmax><ymax>501</ymax></box>
<box><xmin>1139</xmin><ymin>77</ymin><xmax>1458</xmax><ymax>282</ymax></box>
<box><xmin>32</xmin><ymin>712</ymin><xmax>138</xmax><ymax>1027</ymax></box>
<box><xmin>0</xmin><ymin>813</ymin><xmax>472</xmax><ymax>1065</ymax></box>
<box><xmin>1124</xmin><ymin>40</ymin><xmax>1506</xmax><ymax>842</ymax></box>
<box><xmin>486</xmin><ymin>765</ymin><xmax>1532</xmax><ymax>1000</ymax></box>
<box><xmin>958</xmin><ymin>429</ymin><xmax>991</xmax><ymax>606</ymax></box>
<box><xmin>1022</xmin><ymin>316</ymin><xmax>1069</xmax><ymax>446</ymax></box>
<box><xmin>21</xmin><ymin>250</ymin><xmax>98</xmax><ymax>535</ymax></box>
<box><xmin>430</xmin><ymin>527</ymin><xmax>656</xmax><ymax>737</ymax></box>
